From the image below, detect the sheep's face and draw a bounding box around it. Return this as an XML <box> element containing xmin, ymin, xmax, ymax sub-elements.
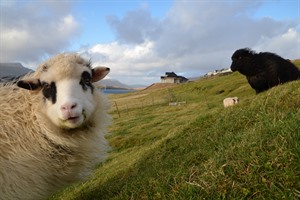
<box><xmin>230</xmin><ymin>48</ymin><xmax>258</xmax><ymax>76</ymax></box>
<box><xmin>17</xmin><ymin>54</ymin><xmax>110</xmax><ymax>129</ymax></box>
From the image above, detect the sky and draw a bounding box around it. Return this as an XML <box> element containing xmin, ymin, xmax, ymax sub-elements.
<box><xmin>1</xmin><ymin>0</ymin><xmax>299</xmax><ymax>86</ymax></box>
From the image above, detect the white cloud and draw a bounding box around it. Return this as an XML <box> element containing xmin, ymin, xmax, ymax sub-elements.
<box><xmin>84</xmin><ymin>1</ymin><xmax>299</xmax><ymax>85</ymax></box>
<box><xmin>0</xmin><ymin>1</ymin><xmax>81</xmax><ymax>67</ymax></box>
<box><xmin>58</xmin><ymin>15</ymin><xmax>79</xmax><ymax>37</ymax></box>
<box><xmin>106</xmin><ymin>7</ymin><xmax>161</xmax><ymax>44</ymax></box>
<box><xmin>90</xmin><ymin>41</ymin><xmax>156</xmax><ymax>62</ymax></box>
<box><xmin>83</xmin><ymin>40</ymin><xmax>169</xmax><ymax>84</ymax></box>
<box><xmin>254</xmin><ymin>28</ymin><xmax>300</xmax><ymax>59</ymax></box>
<box><xmin>1</xmin><ymin>1</ymin><xmax>299</xmax><ymax>86</ymax></box>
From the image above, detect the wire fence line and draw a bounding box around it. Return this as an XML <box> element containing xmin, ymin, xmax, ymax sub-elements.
<box><xmin>110</xmin><ymin>96</ymin><xmax>167</xmax><ymax>117</ymax></box>
<box><xmin>110</xmin><ymin>90</ymin><xmax>187</xmax><ymax>117</ymax></box>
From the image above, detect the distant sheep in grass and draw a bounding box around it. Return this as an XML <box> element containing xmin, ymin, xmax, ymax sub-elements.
<box><xmin>0</xmin><ymin>53</ymin><xmax>111</xmax><ymax>200</ymax></box>
<box><xmin>230</xmin><ymin>48</ymin><xmax>300</xmax><ymax>94</ymax></box>
<box><xmin>223</xmin><ymin>97</ymin><xmax>239</xmax><ymax>107</ymax></box>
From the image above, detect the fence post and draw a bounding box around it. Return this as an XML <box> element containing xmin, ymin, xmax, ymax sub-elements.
<box><xmin>114</xmin><ymin>101</ymin><xmax>121</xmax><ymax>118</ymax></box>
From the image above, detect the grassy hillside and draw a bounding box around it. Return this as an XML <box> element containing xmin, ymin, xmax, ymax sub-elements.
<box><xmin>51</xmin><ymin>62</ymin><xmax>300</xmax><ymax>199</ymax></box>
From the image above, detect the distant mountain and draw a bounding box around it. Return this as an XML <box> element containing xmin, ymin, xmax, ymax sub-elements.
<box><xmin>99</xmin><ymin>79</ymin><xmax>146</xmax><ymax>89</ymax></box>
<box><xmin>0</xmin><ymin>63</ymin><xmax>33</xmax><ymax>77</ymax></box>
<box><xmin>99</xmin><ymin>79</ymin><xmax>131</xmax><ymax>89</ymax></box>
<box><xmin>0</xmin><ymin>63</ymin><xmax>33</xmax><ymax>83</ymax></box>
<box><xmin>128</xmin><ymin>84</ymin><xmax>147</xmax><ymax>89</ymax></box>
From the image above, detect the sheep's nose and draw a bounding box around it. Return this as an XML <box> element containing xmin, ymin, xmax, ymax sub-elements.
<box><xmin>61</xmin><ymin>102</ymin><xmax>77</xmax><ymax>112</ymax></box>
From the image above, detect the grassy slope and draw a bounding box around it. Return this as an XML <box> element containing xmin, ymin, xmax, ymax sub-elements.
<box><xmin>51</xmin><ymin>62</ymin><xmax>300</xmax><ymax>199</ymax></box>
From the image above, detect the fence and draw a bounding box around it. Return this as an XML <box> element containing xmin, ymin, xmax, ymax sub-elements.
<box><xmin>110</xmin><ymin>89</ymin><xmax>187</xmax><ymax>117</ymax></box>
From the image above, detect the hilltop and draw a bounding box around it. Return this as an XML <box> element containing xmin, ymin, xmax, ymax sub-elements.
<box><xmin>99</xmin><ymin>78</ymin><xmax>145</xmax><ymax>89</ymax></box>
<box><xmin>51</xmin><ymin>61</ymin><xmax>300</xmax><ymax>199</ymax></box>
<box><xmin>0</xmin><ymin>63</ymin><xmax>33</xmax><ymax>83</ymax></box>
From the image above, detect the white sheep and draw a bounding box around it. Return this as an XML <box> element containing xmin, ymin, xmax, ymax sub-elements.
<box><xmin>223</xmin><ymin>97</ymin><xmax>239</xmax><ymax>107</ymax></box>
<box><xmin>0</xmin><ymin>53</ymin><xmax>111</xmax><ymax>200</ymax></box>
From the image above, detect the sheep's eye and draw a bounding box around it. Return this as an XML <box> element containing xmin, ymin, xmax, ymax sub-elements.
<box><xmin>41</xmin><ymin>82</ymin><xmax>57</xmax><ymax>104</ymax></box>
<box><xmin>42</xmin><ymin>82</ymin><xmax>50</xmax><ymax>89</ymax></box>
<box><xmin>80</xmin><ymin>71</ymin><xmax>94</xmax><ymax>92</ymax></box>
<box><xmin>81</xmin><ymin>76</ymin><xmax>91</xmax><ymax>86</ymax></box>
<box><xmin>81</xmin><ymin>71</ymin><xmax>92</xmax><ymax>84</ymax></box>
<box><xmin>83</xmin><ymin>77</ymin><xmax>91</xmax><ymax>84</ymax></box>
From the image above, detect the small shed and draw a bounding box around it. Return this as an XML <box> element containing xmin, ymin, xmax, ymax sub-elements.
<box><xmin>161</xmin><ymin>72</ymin><xmax>188</xmax><ymax>84</ymax></box>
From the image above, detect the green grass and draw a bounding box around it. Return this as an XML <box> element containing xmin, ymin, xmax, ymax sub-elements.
<box><xmin>50</xmin><ymin>62</ymin><xmax>300</xmax><ymax>199</ymax></box>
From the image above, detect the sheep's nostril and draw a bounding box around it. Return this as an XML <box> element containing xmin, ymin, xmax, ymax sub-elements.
<box><xmin>61</xmin><ymin>102</ymin><xmax>77</xmax><ymax>111</ymax></box>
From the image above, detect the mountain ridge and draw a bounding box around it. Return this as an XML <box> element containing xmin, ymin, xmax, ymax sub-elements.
<box><xmin>0</xmin><ymin>63</ymin><xmax>33</xmax><ymax>77</ymax></box>
<box><xmin>99</xmin><ymin>79</ymin><xmax>146</xmax><ymax>89</ymax></box>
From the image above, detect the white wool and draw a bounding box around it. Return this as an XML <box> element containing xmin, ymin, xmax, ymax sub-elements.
<box><xmin>0</xmin><ymin>53</ymin><xmax>111</xmax><ymax>200</ymax></box>
<box><xmin>223</xmin><ymin>97</ymin><xmax>239</xmax><ymax>108</ymax></box>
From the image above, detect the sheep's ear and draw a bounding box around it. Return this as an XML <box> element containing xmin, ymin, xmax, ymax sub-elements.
<box><xmin>17</xmin><ymin>79</ymin><xmax>42</xmax><ymax>91</ymax></box>
<box><xmin>92</xmin><ymin>67</ymin><xmax>110</xmax><ymax>82</ymax></box>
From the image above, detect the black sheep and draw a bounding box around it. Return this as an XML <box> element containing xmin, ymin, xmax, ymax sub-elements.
<box><xmin>230</xmin><ymin>48</ymin><xmax>300</xmax><ymax>93</ymax></box>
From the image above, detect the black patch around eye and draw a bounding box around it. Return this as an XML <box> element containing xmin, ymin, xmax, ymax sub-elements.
<box><xmin>80</xmin><ymin>71</ymin><xmax>94</xmax><ymax>93</ymax></box>
<box><xmin>42</xmin><ymin>82</ymin><xmax>57</xmax><ymax>104</ymax></box>
<box><xmin>82</xmin><ymin>71</ymin><xmax>91</xmax><ymax>81</ymax></box>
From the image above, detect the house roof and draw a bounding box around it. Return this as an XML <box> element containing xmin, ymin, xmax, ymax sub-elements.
<box><xmin>161</xmin><ymin>72</ymin><xmax>188</xmax><ymax>80</ymax></box>
<box><xmin>165</xmin><ymin>72</ymin><xmax>178</xmax><ymax>77</ymax></box>
<box><xmin>177</xmin><ymin>76</ymin><xmax>188</xmax><ymax>81</ymax></box>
